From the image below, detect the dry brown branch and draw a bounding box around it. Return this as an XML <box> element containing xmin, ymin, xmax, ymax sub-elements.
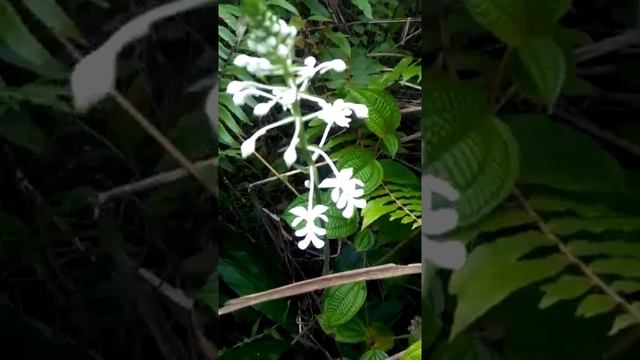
<box><xmin>575</xmin><ymin>29</ymin><xmax>640</xmax><ymax>62</ymax></box>
<box><xmin>218</xmin><ymin>263</ymin><xmax>421</xmax><ymax>315</ymax></box>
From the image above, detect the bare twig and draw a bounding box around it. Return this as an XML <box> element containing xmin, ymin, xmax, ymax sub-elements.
<box><xmin>138</xmin><ymin>268</ymin><xmax>194</xmax><ymax>310</ymax></box>
<box><xmin>97</xmin><ymin>157</ymin><xmax>218</xmax><ymax>204</ymax></box>
<box><xmin>513</xmin><ymin>188</ymin><xmax>640</xmax><ymax>320</ymax></box>
<box><xmin>555</xmin><ymin>106</ymin><xmax>640</xmax><ymax>158</ymax></box>
<box><xmin>388</xmin><ymin>350</ymin><xmax>407</xmax><ymax>360</ymax></box>
<box><xmin>575</xmin><ymin>29</ymin><xmax>640</xmax><ymax>62</ymax></box>
<box><xmin>218</xmin><ymin>263</ymin><xmax>421</xmax><ymax>315</ymax></box>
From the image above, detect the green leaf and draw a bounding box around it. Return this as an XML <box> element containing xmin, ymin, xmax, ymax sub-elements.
<box><xmin>402</xmin><ymin>340</ymin><xmax>422</xmax><ymax>360</ymax></box>
<box><xmin>548</xmin><ymin>217</ymin><xmax>640</xmax><ymax>236</ymax></box>
<box><xmin>0</xmin><ymin>0</ymin><xmax>66</xmax><ymax>76</ymax></box>
<box><xmin>336</xmin><ymin>147</ymin><xmax>383</xmax><ymax>194</ymax></box>
<box><xmin>424</xmin><ymin>76</ymin><xmax>519</xmax><ymax>226</ymax></box>
<box><xmin>318</xmin><ymin>314</ymin><xmax>367</xmax><ymax>343</ymax></box>
<box><xmin>0</xmin><ymin>111</ymin><xmax>48</xmax><ymax>153</ymax></box>
<box><xmin>528</xmin><ymin>195</ymin><xmax>615</xmax><ymax>218</ymax></box>
<box><xmin>568</xmin><ymin>240</ymin><xmax>640</xmax><ymax>259</ymax></box>
<box><xmin>379</xmin><ymin>160</ymin><xmax>418</xmax><ymax>186</ymax></box>
<box><xmin>506</xmin><ymin>115</ymin><xmax>625</xmax><ymax>192</ymax></box>
<box><xmin>359</xmin><ymin>349</ymin><xmax>388</xmax><ymax>360</ymax></box>
<box><xmin>268</xmin><ymin>0</ymin><xmax>299</xmax><ymax>15</ymax></box>
<box><xmin>575</xmin><ymin>294</ymin><xmax>616</xmax><ymax>318</ymax></box>
<box><xmin>590</xmin><ymin>258</ymin><xmax>640</xmax><ymax>278</ymax></box>
<box><xmin>219</xmin><ymin>223</ymin><xmax>290</xmax><ymax>324</ymax></box>
<box><xmin>351</xmin><ymin>0</ymin><xmax>373</xmax><ymax>19</ymax></box>
<box><xmin>326</xmin><ymin>30</ymin><xmax>351</xmax><ymax>58</ymax></box>
<box><xmin>381</xmin><ymin>133</ymin><xmax>400</xmax><ymax>157</ymax></box>
<box><xmin>463</xmin><ymin>0</ymin><xmax>527</xmax><ymax>45</ymax></box>
<box><xmin>354</xmin><ymin>229</ymin><xmax>376</xmax><ymax>252</ymax></box>
<box><xmin>20</xmin><ymin>0</ymin><xmax>84</xmax><ymax>43</ymax></box>
<box><xmin>303</xmin><ymin>0</ymin><xmax>331</xmax><ymax>18</ymax></box>
<box><xmin>539</xmin><ymin>275</ymin><xmax>592</xmax><ymax>308</ymax></box>
<box><xmin>196</xmin><ymin>273</ymin><xmax>218</xmax><ymax>312</ymax></box>
<box><xmin>365</xmin><ymin>322</ymin><xmax>394</xmax><ymax>351</ymax></box>
<box><xmin>349</xmin><ymin>88</ymin><xmax>401</xmax><ymax>140</ymax></box>
<box><xmin>517</xmin><ymin>36</ymin><xmax>566</xmax><ymax>109</ymax></box>
<box><xmin>283</xmin><ymin>191</ymin><xmax>359</xmax><ymax>239</ymax></box>
<box><xmin>449</xmin><ymin>231</ymin><xmax>568</xmax><ymax>339</ymax></box>
<box><xmin>322</xmin><ymin>281</ymin><xmax>367</xmax><ymax>326</ymax></box>
<box><xmin>609</xmin><ymin>303</ymin><xmax>640</xmax><ymax>335</ymax></box>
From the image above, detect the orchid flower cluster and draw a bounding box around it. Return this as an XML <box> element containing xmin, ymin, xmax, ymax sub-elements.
<box><xmin>226</xmin><ymin>9</ymin><xmax>369</xmax><ymax>250</ymax></box>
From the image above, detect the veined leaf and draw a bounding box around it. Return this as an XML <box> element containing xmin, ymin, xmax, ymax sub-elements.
<box><xmin>322</xmin><ymin>281</ymin><xmax>367</xmax><ymax>326</ymax></box>
<box><xmin>517</xmin><ymin>35</ymin><xmax>566</xmax><ymax>109</ymax></box>
<box><xmin>359</xmin><ymin>349</ymin><xmax>387</xmax><ymax>360</ymax></box>
<box><xmin>326</xmin><ymin>30</ymin><xmax>351</xmax><ymax>58</ymax></box>
<box><xmin>424</xmin><ymin>76</ymin><xmax>519</xmax><ymax>226</ymax></box>
<box><xmin>365</xmin><ymin>322</ymin><xmax>394</xmax><ymax>351</ymax></box>
<box><xmin>449</xmin><ymin>231</ymin><xmax>568</xmax><ymax>339</ymax></box>
<box><xmin>354</xmin><ymin>229</ymin><xmax>376</xmax><ymax>252</ymax></box>
<box><xmin>463</xmin><ymin>0</ymin><xmax>527</xmax><ymax>45</ymax></box>
<box><xmin>318</xmin><ymin>315</ymin><xmax>367</xmax><ymax>343</ymax></box>
<box><xmin>401</xmin><ymin>340</ymin><xmax>422</xmax><ymax>360</ymax></box>
<box><xmin>349</xmin><ymin>88</ymin><xmax>401</xmax><ymax>140</ymax></box>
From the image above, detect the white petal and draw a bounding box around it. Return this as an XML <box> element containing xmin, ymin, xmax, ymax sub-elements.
<box><xmin>313</xmin><ymin>205</ymin><xmax>329</xmax><ymax>215</ymax></box>
<box><xmin>291</xmin><ymin>217</ymin><xmax>304</xmax><ymax>227</ymax></box>
<box><xmin>352</xmin><ymin>198</ymin><xmax>367</xmax><ymax>209</ymax></box>
<box><xmin>240</xmin><ymin>137</ymin><xmax>256</xmax><ymax>158</ymax></box>
<box><xmin>253</xmin><ymin>102</ymin><xmax>272</xmax><ymax>116</ymax></box>
<box><xmin>297</xmin><ymin>237</ymin><xmax>311</xmax><ymax>250</ymax></box>
<box><xmin>284</xmin><ymin>145</ymin><xmax>297</xmax><ymax>167</ymax></box>
<box><xmin>304</xmin><ymin>56</ymin><xmax>316</xmax><ymax>67</ymax></box>
<box><xmin>289</xmin><ymin>206</ymin><xmax>308</xmax><ymax>217</ymax></box>
<box><xmin>342</xmin><ymin>204</ymin><xmax>354</xmax><ymax>218</ymax></box>
<box><xmin>336</xmin><ymin>194</ymin><xmax>348</xmax><ymax>209</ymax></box>
<box><xmin>233</xmin><ymin>54</ymin><xmax>250</xmax><ymax>67</ymax></box>
<box><xmin>341</xmin><ymin>168</ymin><xmax>354</xmax><ymax>179</ymax></box>
<box><xmin>330</xmin><ymin>188</ymin><xmax>341</xmax><ymax>203</ymax></box>
<box><xmin>295</xmin><ymin>227</ymin><xmax>309</xmax><ymax>237</ymax></box>
<box><xmin>351</xmin><ymin>104</ymin><xmax>368</xmax><ymax>118</ymax></box>
<box><xmin>310</xmin><ymin>235</ymin><xmax>325</xmax><ymax>249</ymax></box>
<box><xmin>318</xmin><ymin>178</ymin><xmax>339</xmax><ymax>188</ymax></box>
<box><xmin>351</xmin><ymin>188</ymin><xmax>364</xmax><ymax>198</ymax></box>
<box><xmin>318</xmin><ymin>214</ymin><xmax>328</xmax><ymax>222</ymax></box>
<box><xmin>226</xmin><ymin>81</ymin><xmax>245</xmax><ymax>95</ymax></box>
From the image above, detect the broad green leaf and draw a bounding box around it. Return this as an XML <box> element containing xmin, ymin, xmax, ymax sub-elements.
<box><xmin>361</xmin><ymin>197</ymin><xmax>398</xmax><ymax>229</ymax></box>
<box><xmin>525</xmin><ymin>0</ymin><xmax>571</xmax><ymax>22</ymax></box>
<box><xmin>424</xmin><ymin>76</ymin><xmax>519</xmax><ymax>226</ymax></box>
<box><xmin>382</xmin><ymin>133</ymin><xmax>399</xmax><ymax>157</ymax></box>
<box><xmin>268</xmin><ymin>0</ymin><xmax>299</xmax><ymax>15</ymax></box>
<box><xmin>20</xmin><ymin>0</ymin><xmax>84</xmax><ymax>42</ymax></box>
<box><xmin>349</xmin><ymin>88</ymin><xmax>401</xmax><ymax>140</ymax></box>
<box><xmin>0</xmin><ymin>111</ymin><xmax>48</xmax><ymax>153</ymax></box>
<box><xmin>0</xmin><ymin>0</ymin><xmax>66</xmax><ymax>76</ymax></box>
<box><xmin>318</xmin><ymin>314</ymin><xmax>367</xmax><ymax>343</ymax></box>
<box><xmin>303</xmin><ymin>0</ymin><xmax>331</xmax><ymax>18</ymax></box>
<box><xmin>609</xmin><ymin>303</ymin><xmax>640</xmax><ymax>335</ymax></box>
<box><xmin>539</xmin><ymin>275</ymin><xmax>592</xmax><ymax>308</ymax></box>
<box><xmin>365</xmin><ymin>322</ymin><xmax>394</xmax><ymax>351</ymax></box>
<box><xmin>463</xmin><ymin>0</ymin><xmax>527</xmax><ymax>45</ymax></box>
<box><xmin>379</xmin><ymin>160</ymin><xmax>418</xmax><ymax>186</ymax></box>
<box><xmin>354</xmin><ymin>229</ymin><xmax>376</xmax><ymax>252</ymax></box>
<box><xmin>283</xmin><ymin>191</ymin><xmax>359</xmax><ymax>239</ymax></box>
<box><xmin>611</xmin><ymin>280</ymin><xmax>640</xmax><ymax>294</ymax></box>
<box><xmin>590</xmin><ymin>258</ymin><xmax>640</xmax><ymax>278</ymax></box>
<box><xmin>336</xmin><ymin>147</ymin><xmax>383</xmax><ymax>194</ymax></box>
<box><xmin>322</xmin><ymin>281</ymin><xmax>367</xmax><ymax>326</ymax></box>
<box><xmin>401</xmin><ymin>340</ymin><xmax>422</xmax><ymax>360</ymax></box>
<box><xmin>576</xmin><ymin>294</ymin><xmax>616</xmax><ymax>318</ymax></box>
<box><xmin>517</xmin><ymin>36</ymin><xmax>566</xmax><ymax>108</ymax></box>
<box><xmin>218</xmin><ymin>223</ymin><xmax>290</xmax><ymax>324</ymax></box>
<box><xmin>326</xmin><ymin>30</ymin><xmax>351</xmax><ymax>58</ymax></box>
<box><xmin>359</xmin><ymin>349</ymin><xmax>387</xmax><ymax>360</ymax></box>
<box><xmin>449</xmin><ymin>231</ymin><xmax>568</xmax><ymax>339</ymax></box>
<box><xmin>351</xmin><ymin>0</ymin><xmax>373</xmax><ymax>19</ymax></box>
<box><xmin>506</xmin><ymin>115</ymin><xmax>625</xmax><ymax>192</ymax></box>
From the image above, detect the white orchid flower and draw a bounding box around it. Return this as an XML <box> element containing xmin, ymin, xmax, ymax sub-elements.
<box><xmin>289</xmin><ymin>204</ymin><xmax>328</xmax><ymax>249</ymax></box>
<box><xmin>319</xmin><ymin>167</ymin><xmax>367</xmax><ymax>218</ymax></box>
